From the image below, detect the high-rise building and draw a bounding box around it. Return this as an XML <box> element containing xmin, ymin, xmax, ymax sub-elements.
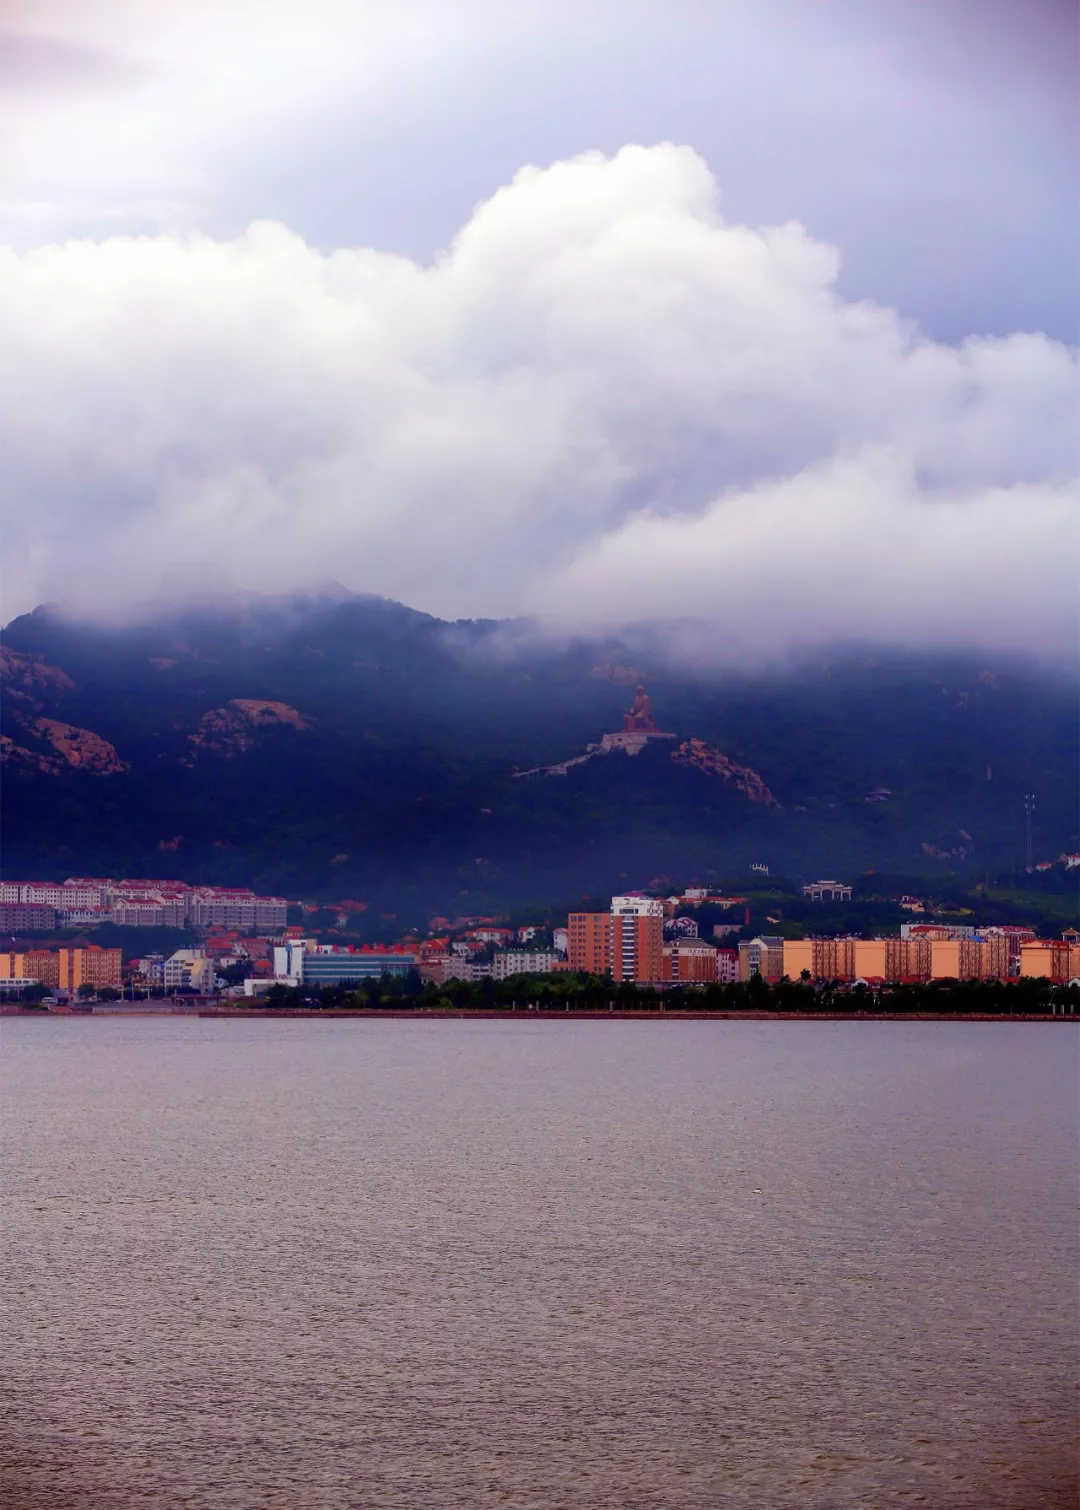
<box><xmin>568</xmin><ymin>912</ymin><xmax>614</xmax><ymax>974</ymax></box>
<box><xmin>567</xmin><ymin>898</ymin><xmax>663</xmax><ymax>983</ymax></box>
<box><xmin>611</xmin><ymin>899</ymin><xmax>663</xmax><ymax>983</ymax></box>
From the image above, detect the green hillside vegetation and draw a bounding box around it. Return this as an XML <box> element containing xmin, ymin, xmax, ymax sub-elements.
<box><xmin>3</xmin><ymin>591</ymin><xmax>1075</xmax><ymax>915</ymax></box>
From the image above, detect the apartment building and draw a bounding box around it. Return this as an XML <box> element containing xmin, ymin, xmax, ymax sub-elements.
<box><xmin>611</xmin><ymin>897</ymin><xmax>664</xmax><ymax>984</ymax></box>
<box><xmin>662</xmin><ymin>940</ymin><xmax>718</xmax><ymax>983</ymax></box>
<box><xmin>738</xmin><ymin>937</ymin><xmax>785</xmax><ymax>982</ymax></box>
<box><xmin>783</xmin><ymin>933</ymin><xmax>1034</xmax><ymax>984</ymax></box>
<box><xmin>163</xmin><ymin>951</ymin><xmax>216</xmax><ymax>993</ymax></box>
<box><xmin>186</xmin><ymin>889</ymin><xmax>288</xmax><ymax>930</ymax></box>
<box><xmin>568</xmin><ymin>912</ymin><xmax>614</xmax><ymax>974</ymax></box>
<box><xmin>491</xmin><ymin>951</ymin><xmax>558</xmax><ymax>980</ymax></box>
<box><xmin>1020</xmin><ymin>941</ymin><xmax>1080</xmax><ymax>983</ymax></box>
<box><xmin>0</xmin><ymin>951</ymin><xmax>62</xmax><ymax>987</ymax></box>
<box><xmin>0</xmin><ymin>947</ymin><xmax>122</xmax><ymax>991</ymax></box>
<box><xmin>0</xmin><ymin>881</ymin><xmax>106</xmax><ymax>909</ymax></box>
<box><xmin>61</xmin><ymin>947</ymin><xmax>123</xmax><ymax>991</ymax></box>
<box><xmin>566</xmin><ymin>898</ymin><xmax>663</xmax><ymax>983</ymax></box>
<box><xmin>0</xmin><ymin>902</ymin><xmax>57</xmax><ymax>932</ymax></box>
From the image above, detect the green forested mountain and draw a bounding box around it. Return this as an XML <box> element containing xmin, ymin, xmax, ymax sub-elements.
<box><xmin>2</xmin><ymin>590</ymin><xmax>1075</xmax><ymax>912</ymax></box>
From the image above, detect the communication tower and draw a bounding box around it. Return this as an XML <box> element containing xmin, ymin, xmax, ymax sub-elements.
<box><xmin>1023</xmin><ymin>792</ymin><xmax>1035</xmax><ymax>871</ymax></box>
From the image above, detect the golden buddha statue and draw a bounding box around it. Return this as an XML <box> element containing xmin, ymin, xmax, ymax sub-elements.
<box><xmin>623</xmin><ymin>685</ymin><xmax>659</xmax><ymax>733</ymax></box>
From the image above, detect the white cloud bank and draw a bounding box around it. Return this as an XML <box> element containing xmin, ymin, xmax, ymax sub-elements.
<box><xmin>2</xmin><ymin>144</ymin><xmax>1076</xmax><ymax>652</ymax></box>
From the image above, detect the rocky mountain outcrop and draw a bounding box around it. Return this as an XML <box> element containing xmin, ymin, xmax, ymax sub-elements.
<box><xmin>35</xmin><ymin>718</ymin><xmax>129</xmax><ymax>773</ymax></box>
<box><xmin>0</xmin><ymin>647</ymin><xmax>75</xmax><ymax>705</ymax></box>
<box><xmin>0</xmin><ymin>717</ymin><xmax>128</xmax><ymax>774</ymax></box>
<box><xmin>0</xmin><ymin>734</ymin><xmax>63</xmax><ymax>774</ymax></box>
<box><xmin>671</xmin><ymin>738</ymin><xmax>778</xmax><ymax>807</ymax></box>
<box><xmin>189</xmin><ymin>699</ymin><xmax>310</xmax><ymax>757</ymax></box>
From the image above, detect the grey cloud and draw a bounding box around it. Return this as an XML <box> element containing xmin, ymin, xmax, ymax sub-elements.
<box><xmin>1</xmin><ymin>145</ymin><xmax>1075</xmax><ymax>656</ymax></box>
<box><xmin>0</xmin><ymin>32</ymin><xmax>145</xmax><ymax>92</ymax></box>
<box><xmin>1</xmin><ymin>0</ymin><xmax>1074</xmax><ymax>342</ymax></box>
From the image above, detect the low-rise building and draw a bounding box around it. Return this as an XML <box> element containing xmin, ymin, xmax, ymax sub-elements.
<box><xmin>739</xmin><ymin>937</ymin><xmax>785</xmax><ymax>982</ymax></box>
<box><xmin>136</xmin><ymin>955</ymin><xmax>166</xmax><ymax>986</ymax></box>
<box><xmin>301</xmin><ymin>950</ymin><xmax>418</xmax><ymax>986</ymax></box>
<box><xmin>434</xmin><ymin>957</ymin><xmax>492</xmax><ymax>984</ymax></box>
<box><xmin>164</xmin><ymin>950</ymin><xmax>215</xmax><ymax>993</ymax></box>
<box><xmin>715</xmin><ymin>948</ymin><xmax>739</xmax><ymax>983</ymax></box>
<box><xmin>662</xmin><ymin>940</ymin><xmax>718</xmax><ymax>983</ymax></box>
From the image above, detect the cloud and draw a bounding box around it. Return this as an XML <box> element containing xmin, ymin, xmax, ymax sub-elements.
<box><xmin>2</xmin><ymin>1</ymin><xmax>1074</xmax><ymax>342</ymax></box>
<box><xmin>0</xmin><ymin>33</ymin><xmax>146</xmax><ymax>93</ymax></box>
<box><xmin>1</xmin><ymin>144</ymin><xmax>1076</xmax><ymax>653</ymax></box>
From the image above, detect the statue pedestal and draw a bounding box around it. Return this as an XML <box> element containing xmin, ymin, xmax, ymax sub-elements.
<box><xmin>599</xmin><ymin>731</ymin><xmax>676</xmax><ymax>757</ymax></box>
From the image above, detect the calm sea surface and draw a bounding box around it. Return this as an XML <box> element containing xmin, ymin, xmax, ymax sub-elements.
<box><xmin>1</xmin><ymin>1019</ymin><xmax>1076</xmax><ymax>1509</ymax></box>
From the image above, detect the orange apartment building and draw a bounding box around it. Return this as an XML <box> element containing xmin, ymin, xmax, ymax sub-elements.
<box><xmin>0</xmin><ymin>950</ymin><xmax>62</xmax><ymax>987</ymax></box>
<box><xmin>662</xmin><ymin>940</ymin><xmax>718</xmax><ymax>983</ymax></box>
<box><xmin>612</xmin><ymin>911</ymin><xmax>663</xmax><ymax>983</ymax></box>
<box><xmin>568</xmin><ymin>912</ymin><xmax>614</xmax><ymax>974</ymax></box>
<box><xmin>782</xmin><ymin>933</ymin><xmax>1056</xmax><ymax>984</ymax></box>
<box><xmin>1019</xmin><ymin>941</ymin><xmax>1080</xmax><ymax>983</ymax></box>
<box><xmin>567</xmin><ymin>900</ymin><xmax>664</xmax><ymax>984</ymax></box>
<box><xmin>0</xmin><ymin>947</ymin><xmax>122</xmax><ymax>991</ymax></box>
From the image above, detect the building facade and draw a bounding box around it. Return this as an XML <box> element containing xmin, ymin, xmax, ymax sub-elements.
<box><xmin>801</xmin><ymin>881</ymin><xmax>853</xmax><ymax>902</ymax></box>
<box><xmin>662</xmin><ymin>940</ymin><xmax>718</xmax><ymax>983</ymax></box>
<box><xmin>739</xmin><ymin>937</ymin><xmax>785</xmax><ymax>982</ymax></box>
<box><xmin>611</xmin><ymin>898</ymin><xmax>664</xmax><ymax>984</ymax></box>
<box><xmin>0</xmin><ymin>902</ymin><xmax>57</xmax><ymax>932</ymax></box>
<box><xmin>568</xmin><ymin>913</ymin><xmax>614</xmax><ymax>974</ymax></box>
<box><xmin>164</xmin><ymin>950</ymin><xmax>215</xmax><ymax>993</ymax></box>
<box><xmin>301</xmin><ymin>951</ymin><xmax>418</xmax><ymax>986</ymax></box>
<box><xmin>0</xmin><ymin>951</ymin><xmax>61</xmax><ymax>987</ymax></box>
<box><xmin>0</xmin><ymin>948</ymin><xmax>122</xmax><ymax>991</ymax></box>
<box><xmin>491</xmin><ymin>951</ymin><xmax>558</xmax><ymax>980</ymax></box>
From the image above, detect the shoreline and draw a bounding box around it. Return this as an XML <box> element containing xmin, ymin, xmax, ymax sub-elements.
<box><xmin>2</xmin><ymin>1006</ymin><xmax>1073</xmax><ymax>1022</ymax></box>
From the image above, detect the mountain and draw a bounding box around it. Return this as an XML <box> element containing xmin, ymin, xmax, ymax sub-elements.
<box><xmin>1</xmin><ymin>591</ymin><xmax>1076</xmax><ymax>913</ymax></box>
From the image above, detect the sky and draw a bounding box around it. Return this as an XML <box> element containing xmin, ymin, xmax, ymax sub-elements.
<box><xmin>1</xmin><ymin>0</ymin><xmax>1077</xmax><ymax>653</ymax></box>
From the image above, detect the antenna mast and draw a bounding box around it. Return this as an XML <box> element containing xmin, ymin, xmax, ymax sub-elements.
<box><xmin>1023</xmin><ymin>792</ymin><xmax>1035</xmax><ymax>871</ymax></box>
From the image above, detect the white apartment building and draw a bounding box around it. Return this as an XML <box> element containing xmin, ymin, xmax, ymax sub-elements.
<box><xmin>610</xmin><ymin>896</ymin><xmax>664</xmax><ymax>917</ymax></box>
<box><xmin>186</xmin><ymin>892</ymin><xmax>288</xmax><ymax>929</ymax></box>
<box><xmin>491</xmin><ymin>951</ymin><xmax>558</xmax><ymax>980</ymax></box>
<box><xmin>272</xmin><ymin>941</ymin><xmax>307</xmax><ymax>981</ymax></box>
<box><xmin>1</xmin><ymin>881</ymin><xmax>107</xmax><ymax>908</ymax></box>
<box><xmin>439</xmin><ymin>958</ymin><xmax>493</xmax><ymax>983</ymax></box>
<box><xmin>163</xmin><ymin>950</ymin><xmax>215</xmax><ymax>993</ymax></box>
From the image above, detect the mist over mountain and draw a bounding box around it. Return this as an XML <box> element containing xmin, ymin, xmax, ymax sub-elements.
<box><xmin>2</xmin><ymin>589</ymin><xmax>1075</xmax><ymax>913</ymax></box>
